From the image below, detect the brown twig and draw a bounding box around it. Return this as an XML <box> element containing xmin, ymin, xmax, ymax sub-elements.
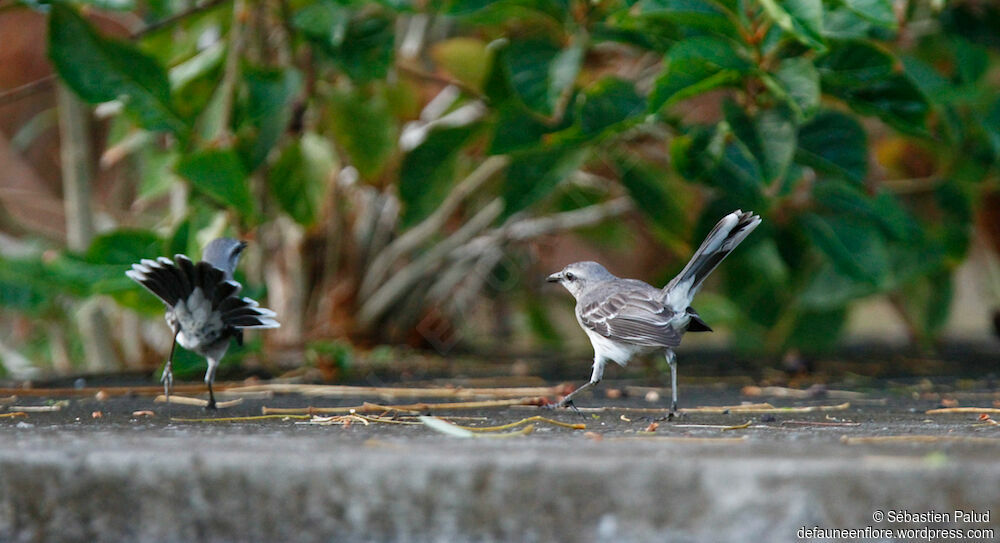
<box><xmin>926</xmin><ymin>407</ymin><xmax>1000</xmax><ymax>415</ymax></box>
<box><xmin>781</xmin><ymin>420</ymin><xmax>861</xmax><ymax>427</ymax></box>
<box><xmin>154</xmin><ymin>395</ymin><xmax>243</xmax><ymax>408</ymax></box>
<box><xmin>8</xmin><ymin>401</ymin><xmax>68</xmax><ymax>412</ymax></box>
<box><xmin>261</xmin><ymin>397</ymin><xmax>543</xmax><ymax>415</ymax></box>
<box><xmin>230</xmin><ymin>383</ymin><xmax>557</xmax><ymax>399</ymax></box>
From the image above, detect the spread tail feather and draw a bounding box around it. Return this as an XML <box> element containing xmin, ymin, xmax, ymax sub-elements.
<box><xmin>127</xmin><ymin>256</ymin><xmax>279</xmax><ymax>330</ymax></box>
<box><xmin>664</xmin><ymin>210</ymin><xmax>761</xmax><ymax>309</ymax></box>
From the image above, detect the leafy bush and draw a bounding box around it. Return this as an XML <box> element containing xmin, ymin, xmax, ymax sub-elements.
<box><xmin>1</xmin><ymin>0</ymin><xmax>997</xmax><ymax>375</ymax></box>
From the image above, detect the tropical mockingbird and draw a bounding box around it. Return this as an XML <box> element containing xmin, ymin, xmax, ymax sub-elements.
<box><xmin>547</xmin><ymin>210</ymin><xmax>761</xmax><ymax>416</ymax></box>
<box><xmin>126</xmin><ymin>238</ymin><xmax>279</xmax><ymax>409</ymax></box>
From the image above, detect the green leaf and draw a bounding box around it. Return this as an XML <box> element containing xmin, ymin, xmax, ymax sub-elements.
<box><xmin>841</xmin><ymin>0</ymin><xmax>896</xmax><ymax>28</ymax></box>
<box><xmin>984</xmin><ymin>98</ymin><xmax>1000</xmax><ymax>158</ymax></box>
<box><xmin>773</xmin><ymin>57</ymin><xmax>820</xmax><ymax>119</ymax></box>
<box><xmin>897</xmin><ymin>270</ymin><xmax>953</xmax><ymax>341</ymax></box>
<box><xmin>430</xmin><ymin>37</ymin><xmax>491</xmax><ymax>91</ymax></box>
<box><xmin>799</xmin><ymin>260</ymin><xmax>877</xmax><ymax>310</ymax></box>
<box><xmin>638</xmin><ymin>0</ymin><xmax>741</xmax><ymax>38</ymax></box>
<box><xmin>293</xmin><ymin>2</ymin><xmax>350</xmax><ymax>48</ymax></box>
<box><xmin>577</xmin><ymin>77</ymin><xmax>645</xmax><ymax>137</ymax></box>
<box><xmin>759</xmin><ymin>0</ymin><xmax>826</xmax><ymax>51</ymax></box>
<box><xmin>951</xmin><ymin>37</ymin><xmax>989</xmax><ymax>86</ymax></box>
<box><xmin>815</xmin><ymin>40</ymin><xmax>894</xmax><ymax>85</ymax></box>
<box><xmin>48</xmin><ymin>3</ymin><xmax>186</xmax><ymax>136</ymax></box>
<box><xmin>813</xmin><ymin>182</ymin><xmax>919</xmax><ymax>242</ymax></box>
<box><xmin>548</xmin><ymin>40</ymin><xmax>585</xmax><ymax>112</ymax></box>
<box><xmin>796</xmin><ymin>110</ymin><xmax>868</xmax><ymax>184</ymax></box>
<box><xmin>503</xmin><ymin>38</ymin><xmax>583</xmax><ymax>115</ymax></box>
<box><xmin>786</xmin><ymin>308</ymin><xmax>848</xmax><ymax>353</ymax></box>
<box><xmin>297</xmin><ymin>6</ymin><xmax>395</xmax><ymax>82</ymax></box>
<box><xmin>399</xmin><ymin>125</ymin><xmax>480</xmax><ymax>227</ymax></box>
<box><xmin>503</xmin><ymin>145</ymin><xmax>587</xmax><ymax>217</ymax></box>
<box><xmin>591</xmin><ymin>10</ymin><xmax>679</xmax><ymax>53</ymax></box>
<box><xmin>724</xmin><ymin>102</ymin><xmax>796</xmax><ymax>183</ymax></box>
<box><xmin>175</xmin><ymin>149</ymin><xmax>255</xmax><ymax>216</ymax></box>
<box><xmin>649</xmin><ymin>36</ymin><xmax>749</xmax><ymax>111</ymax></box>
<box><xmin>941</xmin><ymin>2</ymin><xmax>1000</xmax><ymax>50</ymax></box>
<box><xmin>838</xmin><ymin>74</ymin><xmax>929</xmax><ymax>134</ymax></box>
<box><xmin>83</xmin><ymin>229</ymin><xmax>162</xmax><ymax>265</ymax></box>
<box><xmin>236</xmin><ymin>67</ymin><xmax>302</xmax><ymax>171</ymax></box>
<box><xmin>327</xmin><ymin>88</ymin><xmax>397</xmax><ymax>180</ymax></box>
<box><xmin>269</xmin><ymin>133</ymin><xmax>335</xmax><ymax>226</ymax></box>
<box><xmin>489</xmin><ymin>103</ymin><xmax>566</xmax><ymax>154</ymax></box>
<box><xmin>0</xmin><ymin>257</ymin><xmax>56</xmax><ymax>313</ymax></box>
<box><xmin>934</xmin><ymin>181</ymin><xmax>974</xmax><ymax>260</ymax></box>
<box><xmin>615</xmin><ymin>156</ymin><xmax>687</xmax><ymax>234</ymax></box>
<box><xmin>710</xmin><ymin>138</ymin><xmax>766</xmax><ymax>205</ymax></box>
<box><xmin>801</xmin><ymin>213</ymin><xmax>888</xmax><ymax>285</ymax></box>
<box><xmin>816</xmin><ymin>42</ymin><xmax>928</xmax><ymax>134</ymax></box>
<box><xmin>900</xmin><ymin>57</ymin><xmax>951</xmax><ymax>104</ymax></box>
<box><xmin>444</xmin><ymin>0</ymin><xmax>569</xmax><ymax>19</ymax></box>
<box><xmin>670</xmin><ymin>124</ymin><xmax>725</xmax><ymax>180</ymax></box>
<box><xmin>821</xmin><ymin>5</ymin><xmax>877</xmax><ymax>39</ymax></box>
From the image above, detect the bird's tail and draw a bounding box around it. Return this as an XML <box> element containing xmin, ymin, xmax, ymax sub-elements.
<box><xmin>663</xmin><ymin>210</ymin><xmax>761</xmax><ymax>308</ymax></box>
<box><xmin>127</xmin><ymin>255</ymin><xmax>280</xmax><ymax>330</ymax></box>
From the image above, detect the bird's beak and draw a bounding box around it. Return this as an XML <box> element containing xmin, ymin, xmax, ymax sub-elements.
<box><xmin>236</xmin><ymin>241</ymin><xmax>248</xmax><ymax>253</ymax></box>
<box><xmin>546</xmin><ymin>272</ymin><xmax>562</xmax><ymax>283</ymax></box>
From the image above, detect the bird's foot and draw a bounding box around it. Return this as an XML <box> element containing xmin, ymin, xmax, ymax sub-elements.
<box><xmin>655</xmin><ymin>410</ymin><xmax>683</xmax><ymax>422</ymax></box>
<box><xmin>205</xmin><ymin>399</ymin><xmax>217</xmax><ymax>411</ymax></box>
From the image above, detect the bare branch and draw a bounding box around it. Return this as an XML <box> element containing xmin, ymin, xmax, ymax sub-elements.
<box><xmin>358</xmin><ymin>198</ymin><xmax>505</xmax><ymax>328</ymax></box>
<box><xmin>359</xmin><ymin>155</ymin><xmax>509</xmax><ymax>298</ymax></box>
<box><xmin>449</xmin><ymin>197</ymin><xmax>633</xmax><ymax>263</ymax></box>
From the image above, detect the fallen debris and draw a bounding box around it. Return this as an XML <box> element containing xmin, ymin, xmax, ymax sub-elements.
<box><xmin>154</xmin><ymin>395</ymin><xmax>243</xmax><ymax>408</ymax></box>
<box><xmin>261</xmin><ymin>397</ymin><xmax>541</xmax><ymax>415</ymax></box>
<box><xmin>229</xmin><ymin>384</ymin><xmax>557</xmax><ymax>400</ymax></box>
<box><xmin>926</xmin><ymin>407</ymin><xmax>1000</xmax><ymax>415</ymax></box>
<box><xmin>8</xmin><ymin>400</ymin><xmax>69</xmax><ymax>412</ymax></box>
<box><xmin>419</xmin><ymin>416</ymin><xmax>535</xmax><ymax>438</ymax></box>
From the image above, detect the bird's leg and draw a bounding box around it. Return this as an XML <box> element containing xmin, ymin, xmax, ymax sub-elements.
<box><xmin>553</xmin><ymin>359</ymin><xmax>606</xmax><ymax>409</ymax></box>
<box><xmin>204</xmin><ymin>357</ymin><xmax>219</xmax><ymax>410</ymax></box>
<box><xmin>161</xmin><ymin>330</ymin><xmax>178</xmax><ymax>417</ymax></box>
<box><xmin>666</xmin><ymin>350</ymin><xmax>678</xmax><ymax>419</ymax></box>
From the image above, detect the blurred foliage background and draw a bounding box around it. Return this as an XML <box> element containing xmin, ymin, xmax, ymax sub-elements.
<box><xmin>0</xmin><ymin>0</ymin><xmax>997</xmax><ymax>381</ymax></box>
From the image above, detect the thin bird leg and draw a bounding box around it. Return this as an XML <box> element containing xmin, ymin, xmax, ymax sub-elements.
<box><xmin>666</xmin><ymin>350</ymin><xmax>678</xmax><ymax>418</ymax></box>
<box><xmin>204</xmin><ymin>357</ymin><xmax>219</xmax><ymax>410</ymax></box>
<box><xmin>206</xmin><ymin>381</ymin><xmax>216</xmax><ymax>410</ymax></box>
<box><xmin>161</xmin><ymin>330</ymin><xmax>178</xmax><ymax>417</ymax></box>
<box><xmin>555</xmin><ymin>359</ymin><xmax>606</xmax><ymax>408</ymax></box>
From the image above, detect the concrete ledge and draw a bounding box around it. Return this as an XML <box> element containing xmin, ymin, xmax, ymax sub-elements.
<box><xmin>1</xmin><ymin>433</ymin><xmax>998</xmax><ymax>542</ymax></box>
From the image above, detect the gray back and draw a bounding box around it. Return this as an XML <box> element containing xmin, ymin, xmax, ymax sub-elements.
<box><xmin>201</xmin><ymin>238</ymin><xmax>247</xmax><ymax>280</ymax></box>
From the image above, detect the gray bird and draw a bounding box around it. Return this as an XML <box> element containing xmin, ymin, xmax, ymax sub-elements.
<box><xmin>547</xmin><ymin>210</ymin><xmax>761</xmax><ymax>415</ymax></box>
<box><xmin>126</xmin><ymin>238</ymin><xmax>279</xmax><ymax>409</ymax></box>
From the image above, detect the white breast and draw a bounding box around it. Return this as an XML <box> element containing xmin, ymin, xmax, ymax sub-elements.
<box><xmin>583</xmin><ymin>327</ymin><xmax>649</xmax><ymax>367</ymax></box>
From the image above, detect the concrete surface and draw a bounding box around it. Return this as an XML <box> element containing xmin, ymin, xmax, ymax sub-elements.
<box><xmin>1</xmin><ymin>384</ymin><xmax>1000</xmax><ymax>542</ymax></box>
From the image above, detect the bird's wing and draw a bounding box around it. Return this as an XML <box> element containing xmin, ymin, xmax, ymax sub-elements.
<box><xmin>217</xmin><ymin>296</ymin><xmax>281</xmax><ymax>329</ymax></box>
<box><xmin>127</xmin><ymin>256</ymin><xmax>236</xmax><ymax>308</ymax></box>
<box><xmin>128</xmin><ymin>254</ymin><xmax>279</xmax><ymax>329</ymax></box>
<box><xmin>577</xmin><ymin>283</ymin><xmax>682</xmax><ymax>348</ymax></box>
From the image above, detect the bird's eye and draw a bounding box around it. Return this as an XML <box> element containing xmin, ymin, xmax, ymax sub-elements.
<box><xmin>565</xmin><ymin>272</ymin><xmax>575</xmax><ymax>281</ymax></box>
